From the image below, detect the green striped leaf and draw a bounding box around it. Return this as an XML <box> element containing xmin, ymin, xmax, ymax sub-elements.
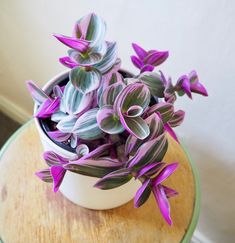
<box><xmin>168</xmin><ymin>110</ymin><xmax>185</xmax><ymax>127</ymax></box>
<box><xmin>98</xmin><ymin>82</ymin><xmax>125</xmax><ymax>107</ymax></box>
<box><xmin>125</xmin><ymin>113</ymin><xmax>164</xmax><ymax>156</ymax></box>
<box><xmin>128</xmin><ymin>134</ymin><xmax>168</xmax><ymax>169</ymax></box>
<box><xmin>94</xmin><ymin>168</ymin><xmax>132</xmax><ymax>189</ymax></box>
<box><xmin>64</xmin><ymin>158</ymin><xmax>122</xmax><ymax>178</ymax></box>
<box><xmin>56</xmin><ymin>115</ymin><xmax>77</xmax><ymax>133</ymax></box>
<box><xmin>70</xmin><ymin>66</ymin><xmax>101</xmax><ymax>94</ymax></box>
<box><xmin>94</xmin><ymin>42</ymin><xmax>118</xmax><ymax>74</ymax></box>
<box><xmin>73</xmin><ymin>108</ymin><xmax>104</xmax><ymax>140</ymax></box>
<box><xmin>121</xmin><ymin>116</ymin><xmax>150</xmax><ymax>140</ymax></box>
<box><xmin>147</xmin><ymin>102</ymin><xmax>174</xmax><ymax>123</ymax></box>
<box><xmin>97</xmin><ymin>106</ymin><xmax>124</xmax><ymax>134</ymax></box>
<box><xmin>60</xmin><ymin>81</ymin><xmax>93</xmax><ymax>115</ymax></box>
<box><xmin>139</xmin><ymin>72</ymin><xmax>165</xmax><ymax>97</ymax></box>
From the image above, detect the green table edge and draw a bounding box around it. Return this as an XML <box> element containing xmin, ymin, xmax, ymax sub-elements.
<box><xmin>0</xmin><ymin>119</ymin><xmax>200</xmax><ymax>243</ymax></box>
<box><xmin>180</xmin><ymin>140</ymin><xmax>201</xmax><ymax>243</ymax></box>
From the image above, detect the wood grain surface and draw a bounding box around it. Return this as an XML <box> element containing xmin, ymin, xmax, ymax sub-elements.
<box><xmin>0</xmin><ymin>122</ymin><xmax>195</xmax><ymax>243</ymax></box>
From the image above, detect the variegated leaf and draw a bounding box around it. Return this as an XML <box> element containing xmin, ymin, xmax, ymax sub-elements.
<box><xmin>139</xmin><ymin>72</ymin><xmax>165</xmax><ymax>97</ymax></box>
<box><xmin>48</xmin><ymin>130</ymin><xmax>71</xmax><ymax>143</ymax></box>
<box><xmin>43</xmin><ymin>151</ymin><xmax>69</xmax><ymax>167</ymax></box>
<box><xmin>114</xmin><ymin>83</ymin><xmax>150</xmax><ymax>113</ymax></box>
<box><xmin>64</xmin><ymin>158</ymin><xmax>122</xmax><ymax>178</ymax></box>
<box><xmin>78</xmin><ymin>13</ymin><xmax>107</xmax><ymax>48</ymax></box>
<box><xmin>94</xmin><ymin>42</ymin><xmax>118</xmax><ymax>74</ymax></box>
<box><xmin>98</xmin><ymin>82</ymin><xmax>125</xmax><ymax>107</ymax></box>
<box><xmin>68</xmin><ymin>42</ymin><xmax>107</xmax><ymax>66</ymax></box>
<box><xmin>127</xmin><ymin>134</ymin><xmax>168</xmax><ymax>169</ymax></box>
<box><xmin>70</xmin><ymin>66</ymin><xmax>101</xmax><ymax>94</ymax></box>
<box><xmin>147</xmin><ymin>102</ymin><xmax>174</xmax><ymax>123</ymax></box>
<box><xmin>94</xmin><ymin>168</ymin><xmax>132</xmax><ymax>190</ymax></box>
<box><xmin>56</xmin><ymin>115</ymin><xmax>77</xmax><ymax>133</ymax></box>
<box><xmin>51</xmin><ymin>111</ymin><xmax>68</xmax><ymax>123</ymax></box>
<box><xmin>134</xmin><ymin>179</ymin><xmax>151</xmax><ymax>207</ymax></box>
<box><xmin>121</xmin><ymin>116</ymin><xmax>150</xmax><ymax>140</ymax></box>
<box><xmin>97</xmin><ymin>106</ymin><xmax>124</xmax><ymax>134</ymax></box>
<box><xmin>26</xmin><ymin>80</ymin><xmax>49</xmax><ymax>105</ymax></box>
<box><xmin>60</xmin><ymin>81</ymin><xmax>93</xmax><ymax>115</ymax></box>
<box><xmin>76</xmin><ymin>144</ymin><xmax>89</xmax><ymax>157</ymax></box>
<box><xmin>73</xmin><ymin>108</ymin><xmax>104</xmax><ymax>140</ymax></box>
<box><xmin>35</xmin><ymin>168</ymin><xmax>53</xmax><ymax>183</ymax></box>
<box><xmin>125</xmin><ymin>113</ymin><xmax>164</xmax><ymax>155</ymax></box>
<box><xmin>168</xmin><ymin>110</ymin><xmax>185</xmax><ymax>127</ymax></box>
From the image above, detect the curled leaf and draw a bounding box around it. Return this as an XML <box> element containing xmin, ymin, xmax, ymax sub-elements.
<box><xmin>70</xmin><ymin>66</ymin><xmax>101</xmax><ymax>94</ymax></box>
<box><xmin>97</xmin><ymin>106</ymin><xmax>124</xmax><ymax>134</ymax></box>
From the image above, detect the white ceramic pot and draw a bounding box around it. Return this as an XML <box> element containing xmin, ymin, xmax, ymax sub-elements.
<box><xmin>34</xmin><ymin>70</ymin><xmax>141</xmax><ymax>210</ymax></box>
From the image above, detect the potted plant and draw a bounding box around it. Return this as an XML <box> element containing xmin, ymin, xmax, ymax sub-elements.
<box><xmin>26</xmin><ymin>13</ymin><xmax>208</xmax><ymax>226</ymax></box>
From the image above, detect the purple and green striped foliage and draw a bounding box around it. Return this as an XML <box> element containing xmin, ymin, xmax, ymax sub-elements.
<box><xmin>134</xmin><ymin>162</ymin><xmax>179</xmax><ymax>226</ymax></box>
<box><xmin>54</xmin><ymin>13</ymin><xmax>118</xmax><ymax>93</ymax></box>
<box><xmin>131</xmin><ymin>43</ymin><xmax>169</xmax><ymax>73</ymax></box>
<box><xmin>174</xmin><ymin>70</ymin><xmax>208</xmax><ymax>98</ymax></box>
<box><xmin>97</xmin><ymin>82</ymin><xmax>151</xmax><ymax>139</ymax></box>
<box><xmin>27</xmin><ymin>12</ymin><xmax>209</xmax><ymax>226</ymax></box>
<box><xmin>26</xmin><ymin>80</ymin><xmax>60</xmax><ymax>118</ymax></box>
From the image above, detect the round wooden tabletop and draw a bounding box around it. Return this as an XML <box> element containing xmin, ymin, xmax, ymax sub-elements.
<box><xmin>0</xmin><ymin>120</ymin><xmax>200</xmax><ymax>243</ymax></box>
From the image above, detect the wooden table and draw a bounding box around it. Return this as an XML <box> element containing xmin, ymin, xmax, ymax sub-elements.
<box><xmin>0</xmin><ymin>120</ymin><xmax>200</xmax><ymax>243</ymax></box>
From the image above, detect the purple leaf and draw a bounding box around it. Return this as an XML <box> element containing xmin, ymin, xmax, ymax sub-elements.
<box><xmin>164</xmin><ymin>123</ymin><xmax>179</xmax><ymax>143</ymax></box>
<box><xmin>53</xmin><ymin>34</ymin><xmax>89</xmax><ymax>52</ymax></box>
<box><xmin>152</xmin><ymin>162</ymin><xmax>179</xmax><ymax>186</ymax></box>
<box><xmin>162</xmin><ymin>185</ymin><xmax>179</xmax><ymax>198</ymax></box>
<box><xmin>53</xmin><ymin>85</ymin><xmax>63</xmax><ymax>98</ymax></box>
<box><xmin>35</xmin><ymin>168</ymin><xmax>53</xmax><ymax>183</ymax></box>
<box><xmin>50</xmin><ymin>165</ymin><xmax>66</xmax><ymax>192</ymax></box>
<box><xmin>131</xmin><ymin>55</ymin><xmax>144</xmax><ymax>69</ymax></box>
<box><xmin>189</xmin><ymin>71</ymin><xmax>208</xmax><ymax>96</ymax></box>
<box><xmin>176</xmin><ymin>75</ymin><xmax>192</xmax><ymax>98</ymax></box>
<box><xmin>35</xmin><ymin>97</ymin><xmax>60</xmax><ymax>118</ymax></box>
<box><xmin>144</xmin><ymin>50</ymin><xmax>169</xmax><ymax>66</ymax></box>
<box><xmin>140</xmin><ymin>64</ymin><xmax>154</xmax><ymax>73</ymax></box>
<box><xmin>190</xmin><ymin>82</ymin><xmax>208</xmax><ymax>96</ymax></box>
<box><xmin>59</xmin><ymin>56</ymin><xmax>78</xmax><ymax>69</ymax></box>
<box><xmin>152</xmin><ymin>184</ymin><xmax>172</xmax><ymax>225</ymax></box>
<box><xmin>134</xmin><ymin>179</ymin><xmax>151</xmax><ymax>208</ymax></box>
<box><xmin>48</xmin><ymin>130</ymin><xmax>71</xmax><ymax>143</ymax></box>
<box><xmin>136</xmin><ymin>162</ymin><xmax>165</xmax><ymax>178</ymax></box>
<box><xmin>132</xmin><ymin>43</ymin><xmax>148</xmax><ymax>60</ymax></box>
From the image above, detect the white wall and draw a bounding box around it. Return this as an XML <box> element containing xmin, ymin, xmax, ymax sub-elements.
<box><xmin>1</xmin><ymin>0</ymin><xmax>235</xmax><ymax>242</ymax></box>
